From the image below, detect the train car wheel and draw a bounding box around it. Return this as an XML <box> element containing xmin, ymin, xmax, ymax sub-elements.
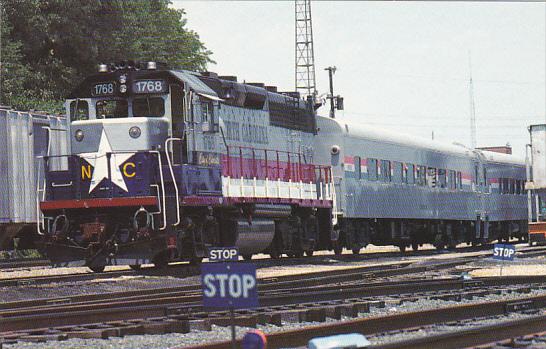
<box><xmin>129</xmin><ymin>264</ymin><xmax>141</xmax><ymax>271</ymax></box>
<box><xmin>305</xmin><ymin>250</ymin><xmax>314</xmax><ymax>257</ymax></box>
<box><xmin>333</xmin><ymin>246</ymin><xmax>343</xmax><ymax>255</ymax></box>
<box><xmin>352</xmin><ymin>248</ymin><xmax>360</xmax><ymax>255</ymax></box>
<box><xmin>398</xmin><ymin>245</ymin><xmax>406</xmax><ymax>253</ymax></box>
<box><xmin>89</xmin><ymin>265</ymin><xmax>105</xmax><ymax>273</ymax></box>
<box><xmin>411</xmin><ymin>243</ymin><xmax>419</xmax><ymax>251</ymax></box>
<box><xmin>295</xmin><ymin>251</ymin><xmax>304</xmax><ymax>258</ymax></box>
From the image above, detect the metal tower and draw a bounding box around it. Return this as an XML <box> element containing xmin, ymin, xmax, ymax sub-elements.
<box><xmin>295</xmin><ymin>0</ymin><xmax>317</xmax><ymax>98</ymax></box>
<box><xmin>468</xmin><ymin>52</ymin><xmax>477</xmax><ymax>149</ymax></box>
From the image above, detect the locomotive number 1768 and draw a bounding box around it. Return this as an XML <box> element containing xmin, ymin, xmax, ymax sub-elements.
<box><xmin>92</xmin><ymin>82</ymin><xmax>115</xmax><ymax>96</ymax></box>
<box><xmin>133</xmin><ymin>80</ymin><xmax>166</xmax><ymax>94</ymax></box>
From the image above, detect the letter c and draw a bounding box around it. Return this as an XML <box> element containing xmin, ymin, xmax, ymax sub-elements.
<box><xmin>123</xmin><ymin>162</ymin><xmax>136</xmax><ymax>178</ymax></box>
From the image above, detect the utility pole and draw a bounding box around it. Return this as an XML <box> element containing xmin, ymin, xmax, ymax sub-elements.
<box><xmin>325</xmin><ymin>66</ymin><xmax>336</xmax><ymax>118</ymax></box>
<box><xmin>468</xmin><ymin>51</ymin><xmax>477</xmax><ymax>149</ymax></box>
<box><xmin>295</xmin><ymin>0</ymin><xmax>317</xmax><ymax>99</ymax></box>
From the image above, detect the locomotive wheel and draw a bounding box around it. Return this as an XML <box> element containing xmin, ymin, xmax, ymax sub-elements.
<box><xmin>242</xmin><ymin>254</ymin><xmax>253</xmax><ymax>261</ymax></box>
<box><xmin>352</xmin><ymin>248</ymin><xmax>360</xmax><ymax>255</ymax></box>
<box><xmin>398</xmin><ymin>245</ymin><xmax>406</xmax><ymax>253</ymax></box>
<box><xmin>295</xmin><ymin>251</ymin><xmax>304</xmax><ymax>258</ymax></box>
<box><xmin>89</xmin><ymin>265</ymin><xmax>105</xmax><ymax>273</ymax></box>
<box><xmin>305</xmin><ymin>250</ymin><xmax>314</xmax><ymax>257</ymax></box>
<box><xmin>411</xmin><ymin>243</ymin><xmax>419</xmax><ymax>251</ymax></box>
<box><xmin>333</xmin><ymin>246</ymin><xmax>343</xmax><ymax>255</ymax></box>
<box><xmin>269</xmin><ymin>250</ymin><xmax>281</xmax><ymax>259</ymax></box>
<box><xmin>129</xmin><ymin>264</ymin><xmax>141</xmax><ymax>271</ymax></box>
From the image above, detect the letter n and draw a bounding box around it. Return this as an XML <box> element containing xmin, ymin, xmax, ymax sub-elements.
<box><xmin>81</xmin><ymin>165</ymin><xmax>92</xmax><ymax>180</ymax></box>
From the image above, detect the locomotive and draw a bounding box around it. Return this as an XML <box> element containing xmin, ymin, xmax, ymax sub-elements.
<box><xmin>38</xmin><ymin>61</ymin><xmax>528</xmax><ymax>272</ymax></box>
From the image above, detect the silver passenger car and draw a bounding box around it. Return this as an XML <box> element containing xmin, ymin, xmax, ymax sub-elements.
<box><xmin>314</xmin><ymin>115</ymin><xmax>528</xmax><ymax>253</ymax></box>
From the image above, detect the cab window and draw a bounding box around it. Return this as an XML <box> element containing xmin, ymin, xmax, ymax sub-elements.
<box><xmin>96</xmin><ymin>99</ymin><xmax>128</xmax><ymax>119</ymax></box>
<box><xmin>70</xmin><ymin>100</ymin><xmax>89</xmax><ymax>121</ymax></box>
<box><xmin>133</xmin><ymin>97</ymin><xmax>165</xmax><ymax>117</ymax></box>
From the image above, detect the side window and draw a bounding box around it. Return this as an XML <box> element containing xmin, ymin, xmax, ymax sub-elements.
<box><xmin>381</xmin><ymin>160</ymin><xmax>391</xmax><ymax>182</ymax></box>
<box><xmin>416</xmin><ymin>165</ymin><xmax>426</xmax><ymax>186</ymax></box>
<box><xmin>354</xmin><ymin>156</ymin><xmax>361</xmax><ymax>179</ymax></box>
<box><xmin>393</xmin><ymin>161</ymin><xmax>403</xmax><ymax>183</ymax></box>
<box><xmin>201</xmin><ymin>98</ymin><xmax>213</xmax><ymax>122</ymax></box>
<box><xmin>438</xmin><ymin>169</ymin><xmax>447</xmax><ymax>188</ymax></box>
<box><xmin>516</xmin><ymin>179</ymin><xmax>521</xmax><ymax>194</ymax></box>
<box><xmin>448</xmin><ymin>170</ymin><xmax>456</xmax><ymax>189</ymax></box>
<box><xmin>368</xmin><ymin>158</ymin><xmax>377</xmax><ymax>181</ymax></box>
<box><xmin>427</xmin><ymin>167</ymin><xmax>437</xmax><ymax>188</ymax></box>
<box><xmin>360</xmin><ymin>158</ymin><xmax>368</xmax><ymax>179</ymax></box>
<box><xmin>503</xmin><ymin>178</ymin><xmax>509</xmax><ymax>194</ymax></box>
<box><xmin>407</xmin><ymin>164</ymin><xmax>415</xmax><ymax>184</ymax></box>
<box><xmin>457</xmin><ymin>172</ymin><xmax>463</xmax><ymax>189</ymax></box>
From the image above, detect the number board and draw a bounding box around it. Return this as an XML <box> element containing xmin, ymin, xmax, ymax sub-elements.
<box><xmin>133</xmin><ymin>80</ymin><xmax>167</xmax><ymax>94</ymax></box>
<box><xmin>92</xmin><ymin>82</ymin><xmax>115</xmax><ymax>96</ymax></box>
<box><xmin>201</xmin><ymin>262</ymin><xmax>258</xmax><ymax>309</ymax></box>
<box><xmin>208</xmin><ymin>247</ymin><xmax>239</xmax><ymax>262</ymax></box>
<box><xmin>492</xmin><ymin>243</ymin><xmax>516</xmax><ymax>261</ymax></box>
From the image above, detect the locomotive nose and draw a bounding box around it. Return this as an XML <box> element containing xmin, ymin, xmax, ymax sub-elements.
<box><xmin>70</xmin><ymin>118</ymin><xmax>169</xmax><ymax>154</ymax></box>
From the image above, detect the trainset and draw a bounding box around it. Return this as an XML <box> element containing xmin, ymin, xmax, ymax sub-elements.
<box><xmin>35</xmin><ymin>61</ymin><xmax>528</xmax><ymax>271</ymax></box>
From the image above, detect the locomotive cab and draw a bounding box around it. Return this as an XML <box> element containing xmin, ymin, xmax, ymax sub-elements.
<box><xmin>39</xmin><ymin>62</ymin><xmax>207</xmax><ymax>270</ymax></box>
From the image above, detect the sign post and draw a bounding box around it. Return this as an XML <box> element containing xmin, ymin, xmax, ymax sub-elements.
<box><xmin>201</xmin><ymin>247</ymin><xmax>258</xmax><ymax>348</ymax></box>
<box><xmin>492</xmin><ymin>243</ymin><xmax>516</xmax><ymax>276</ymax></box>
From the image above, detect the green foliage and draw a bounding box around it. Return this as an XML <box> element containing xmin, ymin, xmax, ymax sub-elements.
<box><xmin>0</xmin><ymin>0</ymin><xmax>213</xmax><ymax>112</ymax></box>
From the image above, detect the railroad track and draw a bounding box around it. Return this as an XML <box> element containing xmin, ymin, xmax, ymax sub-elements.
<box><xmin>2</xmin><ymin>259</ymin><xmax>546</xmax><ymax>344</ymax></box>
<box><xmin>2</xmin><ymin>243</ymin><xmax>543</xmax><ymax>288</ymax></box>
<box><xmin>0</xmin><ymin>257</ymin><xmax>49</xmax><ymax>270</ymax></box>
<box><xmin>180</xmin><ymin>294</ymin><xmax>546</xmax><ymax>349</ymax></box>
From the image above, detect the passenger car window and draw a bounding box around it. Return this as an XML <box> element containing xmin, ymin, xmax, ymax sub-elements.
<box><xmin>368</xmin><ymin>159</ymin><xmax>377</xmax><ymax>180</ymax></box>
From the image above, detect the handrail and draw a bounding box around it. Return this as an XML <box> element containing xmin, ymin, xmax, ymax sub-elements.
<box><xmin>150</xmin><ymin>151</ymin><xmax>167</xmax><ymax>230</ymax></box>
<box><xmin>165</xmin><ymin>137</ymin><xmax>182</xmax><ymax>227</ymax></box>
<box><xmin>35</xmin><ymin>159</ymin><xmax>46</xmax><ymax>235</ymax></box>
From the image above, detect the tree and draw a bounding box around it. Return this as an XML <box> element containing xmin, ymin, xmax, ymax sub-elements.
<box><xmin>0</xmin><ymin>0</ymin><xmax>213</xmax><ymax>111</ymax></box>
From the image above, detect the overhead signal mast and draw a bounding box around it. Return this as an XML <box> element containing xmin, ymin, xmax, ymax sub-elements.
<box><xmin>295</xmin><ymin>0</ymin><xmax>317</xmax><ymax>99</ymax></box>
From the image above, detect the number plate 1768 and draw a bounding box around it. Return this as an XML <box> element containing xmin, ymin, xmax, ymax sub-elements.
<box><xmin>133</xmin><ymin>80</ymin><xmax>167</xmax><ymax>94</ymax></box>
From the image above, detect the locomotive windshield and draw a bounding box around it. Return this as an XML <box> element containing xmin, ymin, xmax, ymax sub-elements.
<box><xmin>69</xmin><ymin>100</ymin><xmax>90</xmax><ymax>121</ymax></box>
<box><xmin>96</xmin><ymin>99</ymin><xmax>128</xmax><ymax>119</ymax></box>
<box><xmin>133</xmin><ymin>96</ymin><xmax>165</xmax><ymax>117</ymax></box>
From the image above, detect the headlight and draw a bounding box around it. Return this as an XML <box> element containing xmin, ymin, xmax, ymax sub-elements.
<box><xmin>119</xmin><ymin>74</ymin><xmax>127</xmax><ymax>84</ymax></box>
<box><xmin>119</xmin><ymin>84</ymin><xmax>127</xmax><ymax>93</ymax></box>
<box><xmin>75</xmin><ymin>129</ymin><xmax>84</xmax><ymax>142</ymax></box>
<box><xmin>129</xmin><ymin>126</ymin><xmax>141</xmax><ymax>139</ymax></box>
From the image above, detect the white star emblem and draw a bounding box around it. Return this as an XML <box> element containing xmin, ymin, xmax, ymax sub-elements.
<box><xmin>80</xmin><ymin>129</ymin><xmax>135</xmax><ymax>193</ymax></box>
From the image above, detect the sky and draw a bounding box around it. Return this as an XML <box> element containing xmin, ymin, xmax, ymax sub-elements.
<box><xmin>174</xmin><ymin>1</ymin><xmax>546</xmax><ymax>157</ymax></box>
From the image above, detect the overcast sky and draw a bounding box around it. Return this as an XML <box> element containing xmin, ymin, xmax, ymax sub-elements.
<box><xmin>174</xmin><ymin>1</ymin><xmax>546</xmax><ymax>157</ymax></box>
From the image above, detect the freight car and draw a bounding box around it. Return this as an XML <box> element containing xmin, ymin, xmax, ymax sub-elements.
<box><xmin>37</xmin><ymin>61</ymin><xmax>528</xmax><ymax>271</ymax></box>
<box><xmin>0</xmin><ymin>108</ymin><xmax>68</xmax><ymax>250</ymax></box>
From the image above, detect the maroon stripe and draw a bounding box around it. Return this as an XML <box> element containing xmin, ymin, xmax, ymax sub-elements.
<box><xmin>221</xmin><ymin>155</ymin><xmax>329</xmax><ymax>183</ymax></box>
<box><xmin>40</xmin><ymin>196</ymin><xmax>158</xmax><ymax>211</ymax></box>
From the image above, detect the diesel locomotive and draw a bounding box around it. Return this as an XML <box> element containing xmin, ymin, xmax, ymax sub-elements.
<box><xmin>38</xmin><ymin>61</ymin><xmax>528</xmax><ymax>271</ymax></box>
